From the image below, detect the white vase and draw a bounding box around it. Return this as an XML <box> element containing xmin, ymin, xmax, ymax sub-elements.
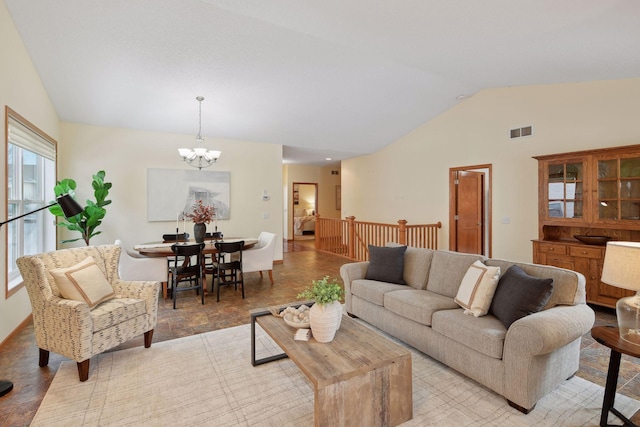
<box><xmin>309</xmin><ymin>300</ymin><xmax>342</xmax><ymax>343</ymax></box>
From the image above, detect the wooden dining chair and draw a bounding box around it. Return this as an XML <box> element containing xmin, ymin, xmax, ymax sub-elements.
<box><xmin>169</xmin><ymin>243</ymin><xmax>205</xmax><ymax>309</ymax></box>
<box><xmin>163</xmin><ymin>233</ymin><xmax>190</xmax><ymax>296</ymax></box>
<box><xmin>214</xmin><ymin>241</ymin><xmax>244</xmax><ymax>302</ymax></box>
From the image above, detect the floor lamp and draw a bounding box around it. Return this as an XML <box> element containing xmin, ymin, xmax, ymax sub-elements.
<box><xmin>0</xmin><ymin>193</ymin><xmax>83</xmax><ymax>397</ymax></box>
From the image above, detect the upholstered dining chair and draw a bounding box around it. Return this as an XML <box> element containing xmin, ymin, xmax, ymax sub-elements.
<box><xmin>115</xmin><ymin>239</ymin><xmax>166</xmax><ymax>282</ymax></box>
<box><xmin>242</xmin><ymin>232</ymin><xmax>277</xmax><ymax>285</ymax></box>
<box><xmin>169</xmin><ymin>243</ymin><xmax>205</xmax><ymax>309</ymax></box>
<box><xmin>214</xmin><ymin>241</ymin><xmax>244</xmax><ymax>302</ymax></box>
<box><xmin>16</xmin><ymin>244</ymin><xmax>160</xmax><ymax>382</ymax></box>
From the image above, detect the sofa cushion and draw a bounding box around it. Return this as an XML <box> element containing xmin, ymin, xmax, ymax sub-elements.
<box><xmin>489</xmin><ymin>265</ymin><xmax>554</xmax><ymax>329</ymax></box>
<box><xmin>431</xmin><ymin>309</ymin><xmax>507</xmax><ymax>359</ymax></box>
<box><xmin>426</xmin><ymin>251</ymin><xmax>487</xmax><ymax>298</ymax></box>
<box><xmin>384</xmin><ymin>289</ymin><xmax>459</xmax><ymax>326</ymax></box>
<box><xmin>387</xmin><ymin>243</ymin><xmax>434</xmax><ymax>290</ymax></box>
<box><xmin>455</xmin><ymin>261</ymin><xmax>501</xmax><ymax>317</ymax></box>
<box><xmin>50</xmin><ymin>256</ymin><xmax>115</xmax><ymax>308</ymax></box>
<box><xmin>351</xmin><ymin>279</ymin><xmax>407</xmax><ymax>306</ymax></box>
<box><xmin>365</xmin><ymin>245</ymin><xmax>407</xmax><ymax>285</ymax></box>
<box><xmin>485</xmin><ymin>259</ymin><xmax>584</xmax><ymax>308</ymax></box>
<box><xmin>91</xmin><ymin>297</ymin><xmax>148</xmax><ymax>333</ymax></box>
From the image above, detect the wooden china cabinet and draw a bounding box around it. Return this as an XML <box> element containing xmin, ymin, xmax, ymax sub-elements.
<box><xmin>533</xmin><ymin>144</ymin><xmax>640</xmax><ymax>308</ymax></box>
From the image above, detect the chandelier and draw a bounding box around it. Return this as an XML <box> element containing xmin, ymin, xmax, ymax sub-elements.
<box><xmin>178</xmin><ymin>96</ymin><xmax>221</xmax><ymax>170</ymax></box>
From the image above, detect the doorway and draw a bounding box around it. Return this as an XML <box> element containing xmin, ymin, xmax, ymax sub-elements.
<box><xmin>292</xmin><ymin>182</ymin><xmax>318</xmax><ymax>241</ymax></box>
<box><xmin>449</xmin><ymin>165</ymin><xmax>492</xmax><ymax>256</ymax></box>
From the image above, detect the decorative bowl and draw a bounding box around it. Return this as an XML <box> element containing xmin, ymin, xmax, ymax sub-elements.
<box><xmin>283</xmin><ymin>312</ymin><xmax>310</xmax><ymax>329</ymax></box>
<box><xmin>573</xmin><ymin>235</ymin><xmax>611</xmax><ymax>246</ymax></box>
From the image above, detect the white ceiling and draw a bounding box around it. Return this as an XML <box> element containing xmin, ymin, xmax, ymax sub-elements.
<box><xmin>5</xmin><ymin>1</ymin><xmax>640</xmax><ymax>165</ymax></box>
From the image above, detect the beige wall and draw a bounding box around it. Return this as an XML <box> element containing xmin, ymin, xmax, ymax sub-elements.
<box><xmin>283</xmin><ymin>164</ymin><xmax>341</xmax><ymax>239</ymax></box>
<box><xmin>342</xmin><ymin>78</ymin><xmax>640</xmax><ymax>262</ymax></box>
<box><xmin>58</xmin><ymin>122</ymin><xmax>284</xmax><ymax>258</ymax></box>
<box><xmin>0</xmin><ymin>1</ymin><xmax>62</xmax><ymax>343</ymax></box>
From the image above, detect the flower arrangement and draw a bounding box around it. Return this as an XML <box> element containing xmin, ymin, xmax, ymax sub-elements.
<box><xmin>297</xmin><ymin>276</ymin><xmax>344</xmax><ymax>305</ymax></box>
<box><xmin>184</xmin><ymin>199</ymin><xmax>215</xmax><ymax>224</ymax></box>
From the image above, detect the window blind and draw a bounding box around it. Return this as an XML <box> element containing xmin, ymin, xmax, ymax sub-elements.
<box><xmin>8</xmin><ymin>115</ymin><xmax>56</xmax><ymax>160</ymax></box>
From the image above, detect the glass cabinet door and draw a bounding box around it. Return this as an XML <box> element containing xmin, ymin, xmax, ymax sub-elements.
<box><xmin>597</xmin><ymin>156</ymin><xmax>640</xmax><ymax>221</ymax></box>
<box><xmin>546</xmin><ymin>162</ymin><xmax>583</xmax><ymax>219</ymax></box>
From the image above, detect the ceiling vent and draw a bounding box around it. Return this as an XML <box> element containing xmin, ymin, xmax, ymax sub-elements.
<box><xmin>510</xmin><ymin>125</ymin><xmax>533</xmax><ymax>139</ymax></box>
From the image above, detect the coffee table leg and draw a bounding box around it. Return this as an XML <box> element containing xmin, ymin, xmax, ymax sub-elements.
<box><xmin>251</xmin><ymin>310</ymin><xmax>288</xmax><ymax>366</ymax></box>
<box><xmin>601</xmin><ymin>349</ymin><xmax>637</xmax><ymax>427</ymax></box>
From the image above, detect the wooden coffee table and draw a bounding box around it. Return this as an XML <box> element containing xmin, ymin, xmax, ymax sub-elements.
<box><xmin>251</xmin><ymin>304</ymin><xmax>413</xmax><ymax>427</ymax></box>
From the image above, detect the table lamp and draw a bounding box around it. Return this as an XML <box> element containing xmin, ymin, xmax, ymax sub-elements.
<box><xmin>0</xmin><ymin>193</ymin><xmax>83</xmax><ymax>397</ymax></box>
<box><xmin>601</xmin><ymin>241</ymin><xmax>640</xmax><ymax>346</ymax></box>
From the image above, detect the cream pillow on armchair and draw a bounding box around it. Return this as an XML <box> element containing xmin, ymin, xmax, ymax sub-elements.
<box><xmin>454</xmin><ymin>260</ymin><xmax>501</xmax><ymax>317</ymax></box>
<box><xmin>50</xmin><ymin>256</ymin><xmax>115</xmax><ymax>308</ymax></box>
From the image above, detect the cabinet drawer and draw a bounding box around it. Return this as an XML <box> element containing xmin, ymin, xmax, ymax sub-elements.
<box><xmin>536</xmin><ymin>242</ymin><xmax>567</xmax><ymax>255</ymax></box>
<box><xmin>569</xmin><ymin>246</ymin><xmax>604</xmax><ymax>259</ymax></box>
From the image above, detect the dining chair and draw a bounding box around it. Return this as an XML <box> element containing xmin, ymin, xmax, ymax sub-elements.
<box><xmin>242</xmin><ymin>232</ymin><xmax>277</xmax><ymax>285</ymax></box>
<box><xmin>114</xmin><ymin>239</ymin><xmax>167</xmax><ymax>281</ymax></box>
<box><xmin>214</xmin><ymin>241</ymin><xmax>244</xmax><ymax>302</ymax></box>
<box><xmin>204</xmin><ymin>232</ymin><xmax>223</xmax><ymax>279</ymax></box>
<box><xmin>169</xmin><ymin>243</ymin><xmax>205</xmax><ymax>309</ymax></box>
<box><xmin>163</xmin><ymin>233</ymin><xmax>190</xmax><ymax>295</ymax></box>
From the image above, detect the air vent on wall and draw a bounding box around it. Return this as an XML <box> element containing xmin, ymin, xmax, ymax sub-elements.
<box><xmin>510</xmin><ymin>125</ymin><xmax>533</xmax><ymax>139</ymax></box>
<box><xmin>331</xmin><ymin>170</ymin><xmax>339</xmax><ymax>175</ymax></box>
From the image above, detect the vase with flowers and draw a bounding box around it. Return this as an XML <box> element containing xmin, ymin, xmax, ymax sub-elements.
<box><xmin>185</xmin><ymin>200</ymin><xmax>215</xmax><ymax>243</ymax></box>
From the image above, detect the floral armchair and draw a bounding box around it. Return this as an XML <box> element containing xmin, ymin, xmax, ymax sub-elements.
<box><xmin>16</xmin><ymin>244</ymin><xmax>160</xmax><ymax>381</ymax></box>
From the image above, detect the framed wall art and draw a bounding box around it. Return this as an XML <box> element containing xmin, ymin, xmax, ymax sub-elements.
<box><xmin>147</xmin><ymin>168</ymin><xmax>230</xmax><ymax>221</ymax></box>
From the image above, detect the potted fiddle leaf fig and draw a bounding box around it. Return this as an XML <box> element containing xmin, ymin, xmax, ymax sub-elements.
<box><xmin>49</xmin><ymin>170</ymin><xmax>112</xmax><ymax>245</ymax></box>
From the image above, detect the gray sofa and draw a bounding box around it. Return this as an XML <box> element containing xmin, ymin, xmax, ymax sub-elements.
<box><xmin>339</xmin><ymin>246</ymin><xmax>595</xmax><ymax>412</ymax></box>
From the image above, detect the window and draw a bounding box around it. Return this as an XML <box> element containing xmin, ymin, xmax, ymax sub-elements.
<box><xmin>5</xmin><ymin>107</ymin><xmax>57</xmax><ymax>297</ymax></box>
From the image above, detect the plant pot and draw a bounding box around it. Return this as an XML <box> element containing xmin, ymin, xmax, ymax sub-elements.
<box><xmin>309</xmin><ymin>300</ymin><xmax>342</xmax><ymax>343</ymax></box>
<box><xmin>193</xmin><ymin>223</ymin><xmax>206</xmax><ymax>243</ymax></box>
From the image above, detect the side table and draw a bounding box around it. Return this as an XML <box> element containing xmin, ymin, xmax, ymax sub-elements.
<box><xmin>591</xmin><ymin>325</ymin><xmax>640</xmax><ymax>427</ymax></box>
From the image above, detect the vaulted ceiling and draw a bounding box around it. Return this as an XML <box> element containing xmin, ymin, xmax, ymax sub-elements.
<box><xmin>5</xmin><ymin>1</ymin><xmax>640</xmax><ymax>165</ymax></box>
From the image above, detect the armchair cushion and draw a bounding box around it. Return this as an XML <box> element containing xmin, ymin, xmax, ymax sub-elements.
<box><xmin>50</xmin><ymin>256</ymin><xmax>115</xmax><ymax>308</ymax></box>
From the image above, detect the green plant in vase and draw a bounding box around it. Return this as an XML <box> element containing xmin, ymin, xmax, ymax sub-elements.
<box><xmin>297</xmin><ymin>276</ymin><xmax>344</xmax><ymax>343</ymax></box>
<box><xmin>49</xmin><ymin>170</ymin><xmax>112</xmax><ymax>245</ymax></box>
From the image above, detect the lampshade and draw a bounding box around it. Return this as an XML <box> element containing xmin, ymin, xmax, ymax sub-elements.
<box><xmin>601</xmin><ymin>241</ymin><xmax>640</xmax><ymax>291</ymax></box>
<box><xmin>601</xmin><ymin>241</ymin><xmax>640</xmax><ymax>345</ymax></box>
<box><xmin>56</xmin><ymin>193</ymin><xmax>83</xmax><ymax>218</ymax></box>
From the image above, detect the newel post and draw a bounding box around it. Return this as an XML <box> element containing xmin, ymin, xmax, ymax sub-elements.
<box><xmin>346</xmin><ymin>216</ymin><xmax>356</xmax><ymax>259</ymax></box>
<box><xmin>398</xmin><ymin>220</ymin><xmax>407</xmax><ymax>245</ymax></box>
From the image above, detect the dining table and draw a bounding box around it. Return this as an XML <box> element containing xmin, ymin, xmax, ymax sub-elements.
<box><xmin>134</xmin><ymin>238</ymin><xmax>258</xmax><ymax>299</ymax></box>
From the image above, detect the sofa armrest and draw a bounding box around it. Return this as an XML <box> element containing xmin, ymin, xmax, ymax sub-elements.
<box><xmin>504</xmin><ymin>304</ymin><xmax>595</xmax><ymax>356</ymax></box>
<box><xmin>339</xmin><ymin>261</ymin><xmax>369</xmax><ymax>313</ymax></box>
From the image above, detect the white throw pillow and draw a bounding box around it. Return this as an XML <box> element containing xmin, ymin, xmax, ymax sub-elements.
<box><xmin>50</xmin><ymin>256</ymin><xmax>115</xmax><ymax>308</ymax></box>
<box><xmin>454</xmin><ymin>260</ymin><xmax>501</xmax><ymax>317</ymax></box>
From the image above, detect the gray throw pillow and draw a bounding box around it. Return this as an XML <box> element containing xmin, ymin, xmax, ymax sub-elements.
<box><xmin>365</xmin><ymin>245</ymin><xmax>407</xmax><ymax>285</ymax></box>
<box><xmin>489</xmin><ymin>265</ymin><xmax>553</xmax><ymax>329</ymax></box>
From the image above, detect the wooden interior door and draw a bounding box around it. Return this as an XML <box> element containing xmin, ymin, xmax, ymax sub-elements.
<box><xmin>453</xmin><ymin>170</ymin><xmax>484</xmax><ymax>255</ymax></box>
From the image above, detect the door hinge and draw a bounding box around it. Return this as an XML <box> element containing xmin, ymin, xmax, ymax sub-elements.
<box><xmin>454</xmin><ymin>215</ymin><xmax>459</xmax><ymax>220</ymax></box>
<box><xmin>454</xmin><ymin>179</ymin><xmax>459</xmax><ymax>185</ymax></box>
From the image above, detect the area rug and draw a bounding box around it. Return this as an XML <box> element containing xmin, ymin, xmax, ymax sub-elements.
<box><xmin>32</xmin><ymin>323</ymin><xmax>640</xmax><ymax>426</ymax></box>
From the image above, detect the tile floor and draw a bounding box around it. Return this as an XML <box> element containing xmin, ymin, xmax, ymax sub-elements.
<box><xmin>0</xmin><ymin>239</ymin><xmax>639</xmax><ymax>426</ymax></box>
